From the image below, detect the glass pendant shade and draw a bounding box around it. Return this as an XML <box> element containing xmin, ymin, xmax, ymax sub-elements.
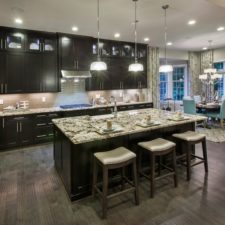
<box><xmin>159</xmin><ymin>64</ymin><xmax>173</xmax><ymax>73</ymax></box>
<box><xmin>90</xmin><ymin>60</ymin><xmax>107</xmax><ymax>71</ymax></box>
<box><xmin>128</xmin><ymin>62</ymin><xmax>144</xmax><ymax>72</ymax></box>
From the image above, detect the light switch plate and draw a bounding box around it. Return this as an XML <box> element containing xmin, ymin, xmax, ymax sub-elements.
<box><xmin>0</xmin><ymin>99</ymin><xmax>3</xmax><ymax>105</ymax></box>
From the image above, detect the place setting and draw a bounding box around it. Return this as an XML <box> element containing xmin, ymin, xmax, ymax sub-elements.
<box><xmin>136</xmin><ymin>115</ymin><xmax>161</xmax><ymax>128</ymax></box>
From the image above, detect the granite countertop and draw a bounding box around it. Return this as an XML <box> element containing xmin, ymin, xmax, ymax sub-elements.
<box><xmin>52</xmin><ymin>108</ymin><xmax>207</xmax><ymax>145</ymax></box>
<box><xmin>0</xmin><ymin>101</ymin><xmax>152</xmax><ymax>117</ymax></box>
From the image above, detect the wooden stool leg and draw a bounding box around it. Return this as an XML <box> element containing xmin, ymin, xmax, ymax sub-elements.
<box><xmin>202</xmin><ymin>138</ymin><xmax>208</xmax><ymax>173</ymax></box>
<box><xmin>92</xmin><ymin>158</ymin><xmax>97</xmax><ymax>196</ymax></box>
<box><xmin>102</xmin><ymin>167</ymin><xmax>108</xmax><ymax>219</ymax></box>
<box><xmin>172</xmin><ymin>149</ymin><xmax>178</xmax><ymax>187</ymax></box>
<box><xmin>121</xmin><ymin>167</ymin><xmax>125</xmax><ymax>190</ymax></box>
<box><xmin>138</xmin><ymin>148</ymin><xmax>142</xmax><ymax>175</ymax></box>
<box><xmin>158</xmin><ymin>156</ymin><xmax>162</xmax><ymax>176</ymax></box>
<box><xmin>186</xmin><ymin>143</ymin><xmax>191</xmax><ymax>181</ymax></box>
<box><xmin>132</xmin><ymin>159</ymin><xmax>139</xmax><ymax>205</ymax></box>
<box><xmin>150</xmin><ymin>153</ymin><xmax>155</xmax><ymax>198</ymax></box>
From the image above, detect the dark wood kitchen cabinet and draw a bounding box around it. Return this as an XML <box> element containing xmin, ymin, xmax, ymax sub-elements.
<box><xmin>0</xmin><ymin>26</ymin><xmax>59</xmax><ymax>94</ymax></box>
<box><xmin>59</xmin><ymin>34</ymin><xmax>92</xmax><ymax>71</ymax></box>
<box><xmin>0</xmin><ymin>117</ymin><xmax>5</xmax><ymax>149</ymax></box>
<box><xmin>4</xmin><ymin>116</ymin><xmax>33</xmax><ymax>148</ymax></box>
<box><xmin>0</xmin><ymin>51</ymin><xmax>5</xmax><ymax>94</ymax></box>
<box><xmin>5</xmin><ymin>52</ymin><xmax>24</xmax><ymax>93</ymax></box>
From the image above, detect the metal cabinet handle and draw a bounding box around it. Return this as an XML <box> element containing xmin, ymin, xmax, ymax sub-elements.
<box><xmin>5</xmin><ymin>84</ymin><xmax>7</xmax><ymax>93</ymax></box>
<box><xmin>20</xmin><ymin>122</ymin><xmax>22</xmax><ymax>132</ymax></box>
<box><xmin>1</xmin><ymin>84</ymin><xmax>3</xmax><ymax>93</ymax></box>
<box><xmin>36</xmin><ymin>134</ymin><xmax>47</xmax><ymax>138</ymax></box>
<box><xmin>5</xmin><ymin>40</ymin><xmax>7</xmax><ymax>49</ymax></box>
<box><xmin>2</xmin><ymin>118</ymin><xmax>4</xmax><ymax>128</ymax></box>
<box><xmin>0</xmin><ymin>39</ymin><xmax>2</xmax><ymax>49</ymax></box>
<box><xmin>17</xmin><ymin>122</ymin><xmax>19</xmax><ymax>133</ymax></box>
<box><xmin>77</xmin><ymin>60</ymin><xmax>79</xmax><ymax>70</ymax></box>
<box><xmin>74</xmin><ymin>59</ymin><xmax>77</xmax><ymax>69</ymax></box>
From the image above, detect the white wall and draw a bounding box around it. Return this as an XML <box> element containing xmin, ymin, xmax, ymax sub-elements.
<box><xmin>214</xmin><ymin>47</ymin><xmax>225</xmax><ymax>62</ymax></box>
<box><xmin>159</xmin><ymin>48</ymin><xmax>189</xmax><ymax>60</ymax></box>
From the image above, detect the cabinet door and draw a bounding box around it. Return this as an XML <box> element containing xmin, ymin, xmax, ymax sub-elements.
<box><xmin>24</xmin><ymin>53</ymin><xmax>42</xmax><ymax>92</ymax></box>
<box><xmin>5</xmin><ymin>53</ymin><xmax>24</xmax><ymax>93</ymax></box>
<box><xmin>60</xmin><ymin>36</ymin><xmax>76</xmax><ymax>70</ymax></box>
<box><xmin>20</xmin><ymin>117</ymin><xmax>34</xmax><ymax>145</ymax></box>
<box><xmin>0</xmin><ymin>52</ymin><xmax>5</xmax><ymax>93</ymax></box>
<box><xmin>6</xmin><ymin>32</ymin><xmax>25</xmax><ymax>51</ymax></box>
<box><xmin>76</xmin><ymin>38</ymin><xmax>92</xmax><ymax>71</ymax></box>
<box><xmin>43</xmin><ymin>37</ymin><xmax>56</xmax><ymax>53</ymax></box>
<box><xmin>110</xmin><ymin>58</ymin><xmax>124</xmax><ymax>90</ymax></box>
<box><xmin>5</xmin><ymin>118</ymin><xmax>19</xmax><ymax>148</ymax></box>
<box><xmin>0</xmin><ymin>118</ymin><xmax>5</xmax><ymax>149</ymax></box>
<box><xmin>42</xmin><ymin>53</ymin><xmax>58</xmax><ymax>92</ymax></box>
<box><xmin>26</xmin><ymin>36</ymin><xmax>42</xmax><ymax>52</ymax></box>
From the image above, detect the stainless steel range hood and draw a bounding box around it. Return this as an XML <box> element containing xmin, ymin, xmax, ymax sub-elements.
<box><xmin>61</xmin><ymin>70</ymin><xmax>92</xmax><ymax>79</ymax></box>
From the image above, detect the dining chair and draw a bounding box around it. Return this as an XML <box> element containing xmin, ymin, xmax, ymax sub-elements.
<box><xmin>183</xmin><ymin>99</ymin><xmax>197</xmax><ymax>115</ymax></box>
<box><xmin>207</xmin><ymin>100</ymin><xmax>225</xmax><ymax>129</ymax></box>
<box><xmin>193</xmin><ymin>95</ymin><xmax>201</xmax><ymax>104</ymax></box>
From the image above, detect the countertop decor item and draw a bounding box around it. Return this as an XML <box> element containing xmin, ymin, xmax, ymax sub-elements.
<box><xmin>128</xmin><ymin>0</ymin><xmax>144</xmax><ymax>72</ymax></box>
<box><xmin>159</xmin><ymin>5</ymin><xmax>173</xmax><ymax>73</ymax></box>
<box><xmin>90</xmin><ymin>0</ymin><xmax>107</xmax><ymax>71</ymax></box>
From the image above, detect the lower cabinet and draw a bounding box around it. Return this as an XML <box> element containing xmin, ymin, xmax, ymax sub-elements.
<box><xmin>34</xmin><ymin>112</ymin><xmax>60</xmax><ymax>143</ymax></box>
<box><xmin>4</xmin><ymin>116</ymin><xmax>33</xmax><ymax>149</ymax></box>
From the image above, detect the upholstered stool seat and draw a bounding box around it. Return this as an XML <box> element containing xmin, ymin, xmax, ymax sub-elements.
<box><xmin>94</xmin><ymin>147</ymin><xmax>136</xmax><ymax>165</ymax></box>
<box><xmin>172</xmin><ymin>131</ymin><xmax>208</xmax><ymax>181</ymax></box>
<box><xmin>173</xmin><ymin>131</ymin><xmax>205</xmax><ymax>142</ymax></box>
<box><xmin>138</xmin><ymin>138</ymin><xmax>176</xmax><ymax>153</ymax></box>
<box><xmin>92</xmin><ymin>147</ymin><xmax>139</xmax><ymax>219</ymax></box>
<box><xmin>138</xmin><ymin>138</ymin><xmax>177</xmax><ymax>198</ymax></box>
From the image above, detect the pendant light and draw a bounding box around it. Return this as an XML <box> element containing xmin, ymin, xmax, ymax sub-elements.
<box><xmin>159</xmin><ymin>5</ymin><xmax>173</xmax><ymax>73</ymax></box>
<box><xmin>90</xmin><ymin>0</ymin><xmax>107</xmax><ymax>71</ymax></box>
<box><xmin>128</xmin><ymin>0</ymin><xmax>144</xmax><ymax>72</ymax></box>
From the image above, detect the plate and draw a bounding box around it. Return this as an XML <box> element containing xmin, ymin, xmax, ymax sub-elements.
<box><xmin>137</xmin><ymin>121</ymin><xmax>161</xmax><ymax>128</ymax></box>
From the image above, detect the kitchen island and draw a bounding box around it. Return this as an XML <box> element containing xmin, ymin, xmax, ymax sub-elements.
<box><xmin>53</xmin><ymin>108</ymin><xmax>206</xmax><ymax>201</ymax></box>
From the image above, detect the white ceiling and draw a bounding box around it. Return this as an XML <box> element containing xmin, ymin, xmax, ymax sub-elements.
<box><xmin>0</xmin><ymin>0</ymin><xmax>225</xmax><ymax>51</ymax></box>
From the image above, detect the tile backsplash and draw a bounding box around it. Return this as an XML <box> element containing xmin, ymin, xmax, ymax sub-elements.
<box><xmin>0</xmin><ymin>79</ymin><xmax>149</xmax><ymax>110</ymax></box>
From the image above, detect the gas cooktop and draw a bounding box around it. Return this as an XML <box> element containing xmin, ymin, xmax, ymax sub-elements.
<box><xmin>60</xmin><ymin>104</ymin><xmax>92</xmax><ymax>109</ymax></box>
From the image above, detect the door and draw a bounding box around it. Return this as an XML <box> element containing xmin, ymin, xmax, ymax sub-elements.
<box><xmin>76</xmin><ymin>37</ymin><xmax>92</xmax><ymax>71</ymax></box>
<box><xmin>0</xmin><ymin>118</ymin><xmax>5</xmax><ymax>149</ymax></box>
<box><xmin>24</xmin><ymin>53</ymin><xmax>42</xmax><ymax>92</ymax></box>
<box><xmin>0</xmin><ymin>52</ymin><xmax>5</xmax><ymax>93</ymax></box>
<box><xmin>42</xmin><ymin>53</ymin><xmax>58</xmax><ymax>92</ymax></box>
<box><xmin>5</xmin><ymin>53</ymin><xmax>24</xmax><ymax>93</ymax></box>
<box><xmin>5</xmin><ymin>118</ymin><xmax>19</xmax><ymax>148</ymax></box>
<box><xmin>60</xmin><ymin>36</ymin><xmax>76</xmax><ymax>70</ymax></box>
<box><xmin>20</xmin><ymin>117</ymin><xmax>34</xmax><ymax>145</ymax></box>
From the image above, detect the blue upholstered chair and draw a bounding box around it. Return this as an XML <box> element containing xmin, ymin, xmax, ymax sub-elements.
<box><xmin>183</xmin><ymin>99</ymin><xmax>196</xmax><ymax>115</ymax></box>
<box><xmin>207</xmin><ymin>100</ymin><xmax>225</xmax><ymax>128</ymax></box>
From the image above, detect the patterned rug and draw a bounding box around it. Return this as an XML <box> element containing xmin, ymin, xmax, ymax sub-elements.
<box><xmin>197</xmin><ymin>127</ymin><xmax>225</xmax><ymax>143</ymax></box>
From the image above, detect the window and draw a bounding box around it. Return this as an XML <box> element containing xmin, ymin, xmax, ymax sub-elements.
<box><xmin>172</xmin><ymin>67</ymin><xmax>185</xmax><ymax>100</ymax></box>
<box><xmin>159</xmin><ymin>65</ymin><xmax>186</xmax><ymax>101</ymax></box>
<box><xmin>160</xmin><ymin>72</ymin><xmax>168</xmax><ymax>100</ymax></box>
<box><xmin>214</xmin><ymin>62</ymin><xmax>224</xmax><ymax>97</ymax></box>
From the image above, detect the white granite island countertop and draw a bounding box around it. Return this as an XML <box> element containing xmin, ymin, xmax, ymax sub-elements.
<box><xmin>52</xmin><ymin>108</ymin><xmax>207</xmax><ymax>145</ymax></box>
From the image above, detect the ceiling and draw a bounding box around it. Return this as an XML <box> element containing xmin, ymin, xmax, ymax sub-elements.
<box><xmin>0</xmin><ymin>0</ymin><xmax>225</xmax><ymax>51</ymax></box>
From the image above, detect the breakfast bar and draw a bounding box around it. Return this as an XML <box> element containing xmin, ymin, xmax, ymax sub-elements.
<box><xmin>53</xmin><ymin>108</ymin><xmax>206</xmax><ymax>201</ymax></box>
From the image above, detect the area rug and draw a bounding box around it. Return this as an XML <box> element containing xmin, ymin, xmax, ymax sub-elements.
<box><xmin>196</xmin><ymin>127</ymin><xmax>225</xmax><ymax>143</ymax></box>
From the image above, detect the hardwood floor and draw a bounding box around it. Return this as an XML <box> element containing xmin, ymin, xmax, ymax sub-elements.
<box><xmin>0</xmin><ymin>141</ymin><xmax>225</xmax><ymax>225</ymax></box>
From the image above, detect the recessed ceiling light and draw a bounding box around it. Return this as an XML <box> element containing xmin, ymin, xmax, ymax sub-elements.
<box><xmin>114</xmin><ymin>33</ymin><xmax>120</xmax><ymax>38</ymax></box>
<box><xmin>217</xmin><ymin>26</ymin><xmax>224</xmax><ymax>31</ymax></box>
<box><xmin>15</xmin><ymin>18</ymin><xmax>23</xmax><ymax>24</ymax></box>
<box><xmin>167</xmin><ymin>42</ymin><xmax>173</xmax><ymax>46</ymax></box>
<box><xmin>144</xmin><ymin>37</ymin><xmax>150</xmax><ymax>42</ymax></box>
<box><xmin>72</xmin><ymin>26</ymin><xmax>78</xmax><ymax>32</ymax></box>
<box><xmin>188</xmin><ymin>20</ymin><xmax>196</xmax><ymax>25</ymax></box>
<box><xmin>202</xmin><ymin>47</ymin><xmax>208</xmax><ymax>50</ymax></box>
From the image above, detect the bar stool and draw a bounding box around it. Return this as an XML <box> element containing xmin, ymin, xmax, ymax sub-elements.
<box><xmin>92</xmin><ymin>147</ymin><xmax>139</xmax><ymax>219</ymax></box>
<box><xmin>138</xmin><ymin>138</ymin><xmax>178</xmax><ymax>198</ymax></box>
<box><xmin>173</xmin><ymin>131</ymin><xmax>208</xmax><ymax>181</ymax></box>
